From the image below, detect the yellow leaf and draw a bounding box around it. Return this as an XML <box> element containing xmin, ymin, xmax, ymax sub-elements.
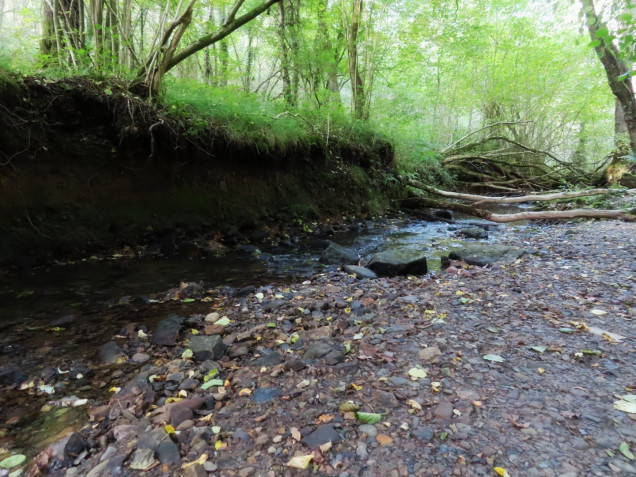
<box><xmin>456</xmin><ymin>291</ymin><xmax>464</xmax><ymax>295</ymax></box>
<box><xmin>178</xmin><ymin>390</ymin><xmax>188</xmax><ymax>398</ymax></box>
<box><xmin>286</xmin><ymin>455</ymin><xmax>313</xmax><ymax>469</ymax></box>
<box><xmin>165</xmin><ymin>424</ymin><xmax>176</xmax><ymax>435</ymax></box>
<box><xmin>224</xmin><ymin>379</ymin><xmax>231</xmax><ymax>388</ymax></box>
<box><xmin>181</xmin><ymin>454</ymin><xmax>208</xmax><ymax>469</ymax></box>
<box><xmin>424</xmin><ymin>309</ymin><xmax>436</xmax><ymax>314</ymax></box>
<box><xmin>319</xmin><ymin>441</ymin><xmax>332</xmax><ymax>453</ymax></box>
<box><xmin>344</xmin><ymin>308</ymin><xmax>351</xmax><ymax>314</ymax></box>
<box><xmin>290</xmin><ymin>427</ymin><xmax>301</xmax><ymax>441</ymax></box>
<box><xmin>215</xmin><ymin>440</ymin><xmax>226</xmax><ymax>450</ymax></box>
<box><xmin>472</xmin><ymin>400</ymin><xmax>483</xmax><ymax>407</ymax></box>
<box><xmin>538</xmin><ymin>368</ymin><xmax>545</xmax><ymax>374</ymax></box>
<box><xmin>238</xmin><ymin>388</ymin><xmax>252</xmax><ymax>397</ymax></box>
<box><xmin>407</xmin><ymin>399</ymin><xmax>422</xmax><ymax>411</ymax></box>
<box><xmin>493</xmin><ymin>467</ymin><xmax>509</xmax><ymax>477</ymax></box>
<box><xmin>349</xmin><ymin>383</ymin><xmax>363</xmax><ymax>391</ymax></box>
<box><xmin>376</xmin><ymin>434</ymin><xmax>394</xmax><ymax>446</ymax></box>
<box><xmin>316</xmin><ymin>413</ymin><xmax>334</xmax><ymax>424</ymax></box>
<box><xmin>109</xmin><ymin>386</ymin><xmax>121</xmax><ymax>393</ymax></box>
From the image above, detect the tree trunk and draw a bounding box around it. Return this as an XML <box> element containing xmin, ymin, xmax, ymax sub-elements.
<box><xmin>581</xmin><ymin>0</ymin><xmax>636</xmax><ymax>154</ymax></box>
<box><xmin>0</xmin><ymin>0</ymin><xmax>5</xmax><ymax>32</ymax></box>
<box><xmin>278</xmin><ymin>1</ymin><xmax>293</xmax><ymax>104</ymax></box>
<box><xmin>91</xmin><ymin>0</ymin><xmax>104</xmax><ymax>66</ymax></box>
<box><xmin>41</xmin><ymin>1</ymin><xmax>56</xmax><ymax>57</ymax></box>
<box><xmin>121</xmin><ymin>0</ymin><xmax>132</xmax><ymax>69</ymax></box>
<box><xmin>346</xmin><ymin>0</ymin><xmax>366</xmax><ymax>119</ymax></box>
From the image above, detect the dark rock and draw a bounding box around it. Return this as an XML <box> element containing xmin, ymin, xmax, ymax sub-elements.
<box><xmin>619</xmin><ymin>173</ymin><xmax>636</xmax><ymax>188</ymax></box>
<box><xmin>249</xmin><ymin>229</ymin><xmax>268</xmax><ymax>242</ymax></box>
<box><xmin>50</xmin><ymin>432</ymin><xmax>86</xmax><ymax>467</ymax></box>
<box><xmin>320</xmin><ymin>242</ymin><xmax>358</xmax><ymax>265</ymax></box>
<box><xmin>301</xmin><ymin>425</ymin><xmax>341</xmax><ymax>450</ymax></box>
<box><xmin>152</xmin><ymin>314</ymin><xmax>182</xmax><ymax>346</ymax></box>
<box><xmin>456</xmin><ymin>227</ymin><xmax>488</xmax><ymax>239</ymax></box>
<box><xmin>305</xmin><ymin>239</ymin><xmax>333</xmax><ymax>250</ymax></box>
<box><xmin>0</xmin><ymin>367</ymin><xmax>28</xmax><ymax>385</ymax></box>
<box><xmin>251</xmin><ymin>349</ymin><xmax>282</xmax><ymax>367</ymax></box>
<box><xmin>236</xmin><ymin>245</ymin><xmax>261</xmax><ymax>256</ymax></box>
<box><xmin>413</xmin><ymin>427</ymin><xmax>435</xmax><ymax>443</ymax></box>
<box><xmin>252</xmin><ymin>387</ymin><xmax>282</xmax><ymax>403</ymax></box>
<box><xmin>434</xmin><ymin>209</ymin><xmax>454</xmax><ymax>221</ymax></box>
<box><xmin>50</xmin><ymin>314</ymin><xmax>75</xmax><ymax>327</ymax></box>
<box><xmin>366</xmin><ymin>250</ymin><xmax>428</xmax><ymax>277</ymax></box>
<box><xmin>343</xmin><ymin>265</ymin><xmax>377</xmax><ymax>279</ymax></box>
<box><xmin>189</xmin><ymin>335</ymin><xmax>227</xmax><ymax>361</ymax></box>
<box><xmin>129</xmin><ymin>448</ymin><xmax>156</xmax><ymax>470</ymax></box>
<box><xmin>184</xmin><ymin>463</ymin><xmax>208</xmax><ymax>477</ymax></box>
<box><xmin>98</xmin><ymin>341</ymin><xmax>126</xmax><ymax>364</ymax></box>
<box><xmin>234</xmin><ymin>285</ymin><xmax>256</xmax><ymax>297</ymax></box>
<box><xmin>304</xmin><ymin>341</ymin><xmax>344</xmax><ymax>363</ymax></box>
<box><xmin>448</xmin><ymin>245</ymin><xmax>527</xmax><ymax>267</ymax></box>
<box><xmin>137</xmin><ymin>427</ymin><xmax>180</xmax><ymax>465</ymax></box>
<box><xmin>170</xmin><ymin>405</ymin><xmax>193</xmax><ymax>427</ymax></box>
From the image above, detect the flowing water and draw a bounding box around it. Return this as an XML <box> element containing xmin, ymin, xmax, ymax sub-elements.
<box><xmin>0</xmin><ymin>211</ymin><xmax>531</xmax><ymax>463</ymax></box>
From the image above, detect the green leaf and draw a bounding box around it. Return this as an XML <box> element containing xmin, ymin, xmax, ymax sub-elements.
<box><xmin>588</xmin><ymin>40</ymin><xmax>602</xmax><ymax>48</ymax></box>
<box><xmin>181</xmin><ymin>349</ymin><xmax>193</xmax><ymax>359</ymax></box>
<box><xmin>214</xmin><ymin>317</ymin><xmax>231</xmax><ymax>326</ymax></box>
<box><xmin>266</xmin><ymin>322</ymin><xmax>277</xmax><ymax>328</ymax></box>
<box><xmin>559</xmin><ymin>328</ymin><xmax>574</xmax><ymax>334</ymax></box>
<box><xmin>104</xmin><ymin>88</ymin><xmax>113</xmax><ymax>95</ymax></box>
<box><xmin>0</xmin><ymin>454</ymin><xmax>26</xmax><ymax>469</ymax></box>
<box><xmin>355</xmin><ymin>412</ymin><xmax>382</xmax><ymax>424</ymax></box>
<box><xmin>618</xmin><ymin>13</ymin><xmax>633</xmax><ymax>22</ymax></box>
<box><xmin>201</xmin><ymin>379</ymin><xmax>224</xmax><ymax>390</ymax></box>
<box><xmin>182</xmin><ymin>298</ymin><xmax>195</xmax><ymax>303</ymax></box>
<box><xmin>483</xmin><ymin>354</ymin><xmax>505</xmax><ymax>363</ymax></box>
<box><xmin>595</xmin><ymin>26</ymin><xmax>609</xmax><ymax>38</ymax></box>
<box><xmin>620</xmin><ymin>442</ymin><xmax>635</xmax><ymax>460</ymax></box>
<box><xmin>440</xmin><ymin>431</ymin><xmax>448</xmax><ymax>440</ymax></box>
<box><xmin>530</xmin><ymin>346</ymin><xmax>546</xmax><ymax>354</ymax></box>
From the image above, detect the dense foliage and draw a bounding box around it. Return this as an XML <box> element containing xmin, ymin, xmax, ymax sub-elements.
<box><xmin>0</xmin><ymin>0</ymin><xmax>634</xmax><ymax>177</ymax></box>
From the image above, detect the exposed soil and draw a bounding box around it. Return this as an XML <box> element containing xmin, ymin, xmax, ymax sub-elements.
<box><xmin>5</xmin><ymin>219</ymin><xmax>634</xmax><ymax>477</ymax></box>
<box><xmin>0</xmin><ymin>73</ymin><xmax>400</xmax><ymax>267</ymax></box>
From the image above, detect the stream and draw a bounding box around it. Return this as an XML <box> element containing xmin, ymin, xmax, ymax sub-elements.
<box><xmin>0</xmin><ymin>210</ymin><xmax>531</xmax><ymax>464</ymax></box>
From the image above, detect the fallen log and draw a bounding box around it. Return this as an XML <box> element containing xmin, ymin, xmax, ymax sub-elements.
<box><xmin>403</xmin><ymin>197</ymin><xmax>636</xmax><ymax>223</ymax></box>
<box><xmin>405</xmin><ymin>178</ymin><xmax>613</xmax><ymax>205</ymax></box>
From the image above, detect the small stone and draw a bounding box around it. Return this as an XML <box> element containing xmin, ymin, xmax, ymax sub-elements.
<box><xmin>98</xmin><ymin>342</ymin><xmax>126</xmax><ymax>364</ymax></box>
<box><xmin>252</xmin><ymin>387</ymin><xmax>282</xmax><ymax>403</ymax></box>
<box><xmin>131</xmin><ymin>352</ymin><xmax>150</xmax><ymax>363</ymax></box>
<box><xmin>129</xmin><ymin>448</ymin><xmax>156</xmax><ymax>470</ymax></box>
<box><xmin>418</xmin><ymin>346</ymin><xmax>442</xmax><ymax>362</ymax></box>
<box><xmin>205</xmin><ymin>312</ymin><xmax>220</xmax><ymax>323</ymax></box>
<box><xmin>412</xmin><ymin>427</ymin><xmax>434</xmax><ymax>443</ymax></box>
<box><xmin>433</xmin><ymin>399</ymin><xmax>453</xmax><ymax>419</ymax></box>
<box><xmin>358</xmin><ymin>424</ymin><xmax>378</xmax><ymax>437</ymax></box>
<box><xmin>301</xmin><ymin>425</ymin><xmax>341</xmax><ymax>450</ymax></box>
<box><xmin>239</xmin><ymin>467</ymin><xmax>255</xmax><ymax>477</ymax></box>
<box><xmin>184</xmin><ymin>463</ymin><xmax>207</xmax><ymax>477</ymax></box>
<box><xmin>189</xmin><ymin>335</ymin><xmax>227</xmax><ymax>361</ymax></box>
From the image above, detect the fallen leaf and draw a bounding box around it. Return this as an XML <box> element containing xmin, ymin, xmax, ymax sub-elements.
<box><xmin>538</xmin><ymin>368</ymin><xmax>545</xmax><ymax>374</ymax></box>
<box><xmin>510</xmin><ymin>416</ymin><xmax>530</xmax><ymax>429</ymax></box>
<box><xmin>0</xmin><ymin>455</ymin><xmax>26</xmax><ymax>469</ymax></box>
<box><xmin>614</xmin><ymin>399</ymin><xmax>636</xmax><ymax>414</ymax></box>
<box><xmin>316</xmin><ymin>414</ymin><xmax>334</xmax><ymax>424</ymax></box>
<box><xmin>319</xmin><ymin>441</ymin><xmax>332</xmax><ymax>452</ymax></box>
<box><xmin>619</xmin><ymin>442</ymin><xmax>634</xmax><ymax>460</ymax></box>
<box><xmin>530</xmin><ymin>346</ymin><xmax>546</xmax><ymax>353</ymax></box>
<box><xmin>165</xmin><ymin>424</ymin><xmax>176</xmax><ymax>435</ymax></box>
<box><xmin>201</xmin><ymin>379</ymin><xmax>224</xmax><ymax>390</ymax></box>
<box><xmin>291</xmin><ymin>427</ymin><xmax>301</xmax><ymax>441</ymax></box>
<box><xmin>213</xmin><ymin>317</ymin><xmax>231</xmax><ymax>326</ymax></box>
<box><xmin>408</xmin><ymin>367</ymin><xmax>428</xmax><ymax>379</ymax></box>
<box><xmin>238</xmin><ymin>388</ymin><xmax>252</xmax><ymax>397</ymax></box>
<box><xmin>590</xmin><ymin>309</ymin><xmax>607</xmax><ymax>315</ymax></box>
<box><xmin>493</xmin><ymin>467</ymin><xmax>510</xmax><ymax>477</ymax></box>
<box><xmin>286</xmin><ymin>455</ymin><xmax>313</xmax><ymax>469</ymax></box>
<box><xmin>181</xmin><ymin>454</ymin><xmax>208</xmax><ymax>469</ymax></box>
<box><xmin>376</xmin><ymin>434</ymin><xmax>393</xmax><ymax>446</ymax></box>
<box><xmin>483</xmin><ymin>354</ymin><xmax>505</xmax><ymax>363</ymax></box>
<box><xmin>215</xmin><ymin>440</ymin><xmax>226</xmax><ymax>450</ymax></box>
<box><xmin>348</xmin><ymin>383</ymin><xmax>363</xmax><ymax>392</ymax></box>
<box><xmin>339</xmin><ymin>402</ymin><xmax>360</xmax><ymax>413</ymax></box>
<box><xmin>355</xmin><ymin>412</ymin><xmax>382</xmax><ymax>424</ymax></box>
<box><xmin>407</xmin><ymin>399</ymin><xmax>422</xmax><ymax>411</ymax></box>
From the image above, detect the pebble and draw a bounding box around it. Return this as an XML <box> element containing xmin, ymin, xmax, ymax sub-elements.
<box><xmin>358</xmin><ymin>424</ymin><xmax>378</xmax><ymax>437</ymax></box>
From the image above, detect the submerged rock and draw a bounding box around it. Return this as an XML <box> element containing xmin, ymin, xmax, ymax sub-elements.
<box><xmin>366</xmin><ymin>249</ymin><xmax>428</xmax><ymax>276</ymax></box>
<box><xmin>188</xmin><ymin>335</ymin><xmax>227</xmax><ymax>361</ymax></box>
<box><xmin>320</xmin><ymin>242</ymin><xmax>359</xmax><ymax>265</ymax></box>
<box><xmin>456</xmin><ymin>227</ymin><xmax>488</xmax><ymax>239</ymax></box>
<box><xmin>97</xmin><ymin>341</ymin><xmax>126</xmax><ymax>364</ymax></box>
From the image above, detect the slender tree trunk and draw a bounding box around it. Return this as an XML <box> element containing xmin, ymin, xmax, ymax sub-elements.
<box><xmin>244</xmin><ymin>26</ymin><xmax>254</xmax><ymax>92</ymax></box>
<box><xmin>278</xmin><ymin>1</ymin><xmax>293</xmax><ymax>104</ymax></box>
<box><xmin>0</xmin><ymin>0</ymin><xmax>5</xmax><ymax>32</ymax></box>
<box><xmin>92</xmin><ymin>0</ymin><xmax>104</xmax><ymax>66</ymax></box>
<box><xmin>346</xmin><ymin>0</ymin><xmax>366</xmax><ymax>119</ymax></box>
<box><xmin>41</xmin><ymin>1</ymin><xmax>57</xmax><ymax>57</ymax></box>
<box><xmin>121</xmin><ymin>0</ymin><xmax>132</xmax><ymax>69</ymax></box>
<box><xmin>581</xmin><ymin>0</ymin><xmax>636</xmax><ymax>154</ymax></box>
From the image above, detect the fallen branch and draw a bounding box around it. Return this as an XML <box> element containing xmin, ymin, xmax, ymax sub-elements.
<box><xmin>403</xmin><ymin>197</ymin><xmax>635</xmax><ymax>223</ymax></box>
<box><xmin>404</xmin><ymin>178</ymin><xmax>613</xmax><ymax>204</ymax></box>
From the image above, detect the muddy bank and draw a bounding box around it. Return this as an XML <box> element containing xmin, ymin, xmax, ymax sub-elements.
<box><xmin>0</xmin><ymin>73</ymin><xmax>402</xmax><ymax>267</ymax></box>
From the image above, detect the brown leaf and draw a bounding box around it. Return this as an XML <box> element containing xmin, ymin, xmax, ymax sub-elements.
<box><xmin>376</xmin><ymin>434</ymin><xmax>394</xmax><ymax>446</ymax></box>
<box><xmin>510</xmin><ymin>416</ymin><xmax>530</xmax><ymax>429</ymax></box>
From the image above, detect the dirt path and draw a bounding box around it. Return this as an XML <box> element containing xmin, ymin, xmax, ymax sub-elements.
<box><xmin>17</xmin><ymin>220</ymin><xmax>636</xmax><ymax>477</ymax></box>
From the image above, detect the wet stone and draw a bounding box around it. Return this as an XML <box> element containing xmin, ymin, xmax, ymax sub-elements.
<box><xmin>152</xmin><ymin>314</ymin><xmax>182</xmax><ymax>346</ymax></box>
<box><xmin>252</xmin><ymin>387</ymin><xmax>282</xmax><ymax>403</ymax></box>
<box><xmin>184</xmin><ymin>463</ymin><xmax>207</xmax><ymax>477</ymax></box>
<box><xmin>189</xmin><ymin>335</ymin><xmax>227</xmax><ymax>361</ymax></box>
<box><xmin>304</xmin><ymin>341</ymin><xmax>343</xmax><ymax>363</ymax></box>
<box><xmin>129</xmin><ymin>448</ymin><xmax>155</xmax><ymax>470</ymax></box>
<box><xmin>251</xmin><ymin>349</ymin><xmax>282</xmax><ymax>367</ymax></box>
<box><xmin>343</xmin><ymin>265</ymin><xmax>378</xmax><ymax>279</ymax></box>
<box><xmin>98</xmin><ymin>341</ymin><xmax>126</xmax><ymax>364</ymax></box>
<box><xmin>418</xmin><ymin>346</ymin><xmax>443</xmax><ymax>362</ymax></box>
<box><xmin>433</xmin><ymin>399</ymin><xmax>453</xmax><ymax>420</ymax></box>
<box><xmin>412</xmin><ymin>427</ymin><xmax>434</xmax><ymax>443</ymax></box>
<box><xmin>131</xmin><ymin>352</ymin><xmax>150</xmax><ymax>363</ymax></box>
<box><xmin>301</xmin><ymin>425</ymin><xmax>341</xmax><ymax>450</ymax></box>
